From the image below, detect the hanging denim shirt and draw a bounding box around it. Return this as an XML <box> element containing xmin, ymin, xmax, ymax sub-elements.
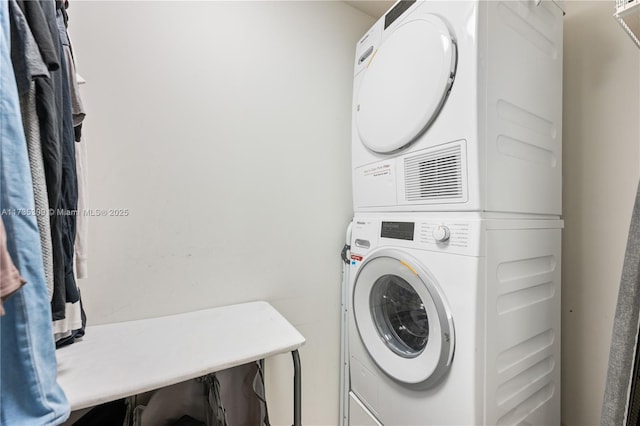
<box><xmin>0</xmin><ymin>0</ymin><xmax>70</xmax><ymax>423</ymax></box>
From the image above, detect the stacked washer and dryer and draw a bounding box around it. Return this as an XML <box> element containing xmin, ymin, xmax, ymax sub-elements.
<box><xmin>344</xmin><ymin>1</ymin><xmax>564</xmax><ymax>425</ymax></box>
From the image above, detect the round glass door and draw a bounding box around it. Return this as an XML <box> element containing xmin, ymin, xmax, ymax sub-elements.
<box><xmin>353</xmin><ymin>250</ymin><xmax>455</xmax><ymax>388</ymax></box>
<box><xmin>370</xmin><ymin>274</ymin><xmax>429</xmax><ymax>358</ymax></box>
<box><xmin>355</xmin><ymin>14</ymin><xmax>457</xmax><ymax>154</ymax></box>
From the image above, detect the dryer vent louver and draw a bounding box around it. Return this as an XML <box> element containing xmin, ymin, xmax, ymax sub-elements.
<box><xmin>404</xmin><ymin>144</ymin><xmax>464</xmax><ymax>202</ymax></box>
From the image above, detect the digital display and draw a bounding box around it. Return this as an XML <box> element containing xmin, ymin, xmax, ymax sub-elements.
<box><xmin>384</xmin><ymin>0</ymin><xmax>416</xmax><ymax>30</ymax></box>
<box><xmin>381</xmin><ymin>222</ymin><xmax>415</xmax><ymax>241</ymax></box>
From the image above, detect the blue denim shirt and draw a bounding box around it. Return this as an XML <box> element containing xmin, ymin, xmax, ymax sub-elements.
<box><xmin>0</xmin><ymin>0</ymin><xmax>70</xmax><ymax>423</ymax></box>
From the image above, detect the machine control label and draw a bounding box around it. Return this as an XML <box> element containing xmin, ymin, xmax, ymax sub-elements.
<box><xmin>362</xmin><ymin>164</ymin><xmax>392</xmax><ymax>178</ymax></box>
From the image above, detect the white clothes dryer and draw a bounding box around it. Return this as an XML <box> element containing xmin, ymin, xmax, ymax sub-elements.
<box><xmin>347</xmin><ymin>213</ymin><xmax>562</xmax><ymax>425</ymax></box>
<box><xmin>351</xmin><ymin>1</ymin><xmax>564</xmax><ymax>215</ymax></box>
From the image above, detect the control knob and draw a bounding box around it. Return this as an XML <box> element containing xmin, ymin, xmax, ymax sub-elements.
<box><xmin>432</xmin><ymin>225</ymin><xmax>450</xmax><ymax>243</ymax></box>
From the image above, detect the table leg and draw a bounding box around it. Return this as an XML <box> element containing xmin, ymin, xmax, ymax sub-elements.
<box><xmin>292</xmin><ymin>350</ymin><xmax>301</xmax><ymax>426</ymax></box>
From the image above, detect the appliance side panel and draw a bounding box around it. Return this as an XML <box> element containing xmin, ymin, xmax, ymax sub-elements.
<box><xmin>483</xmin><ymin>0</ymin><xmax>563</xmax><ymax>215</ymax></box>
<box><xmin>485</xmin><ymin>226</ymin><xmax>562</xmax><ymax>425</ymax></box>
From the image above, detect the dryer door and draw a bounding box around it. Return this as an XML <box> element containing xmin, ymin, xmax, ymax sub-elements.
<box><xmin>355</xmin><ymin>14</ymin><xmax>457</xmax><ymax>154</ymax></box>
<box><xmin>353</xmin><ymin>249</ymin><xmax>454</xmax><ymax>388</ymax></box>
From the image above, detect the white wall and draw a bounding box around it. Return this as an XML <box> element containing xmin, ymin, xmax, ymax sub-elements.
<box><xmin>68</xmin><ymin>2</ymin><xmax>373</xmax><ymax>425</ymax></box>
<box><xmin>67</xmin><ymin>2</ymin><xmax>640</xmax><ymax>425</ymax></box>
<box><xmin>562</xmin><ymin>2</ymin><xmax>640</xmax><ymax>425</ymax></box>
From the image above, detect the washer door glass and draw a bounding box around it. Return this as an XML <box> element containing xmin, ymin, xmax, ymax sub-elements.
<box><xmin>370</xmin><ymin>274</ymin><xmax>429</xmax><ymax>358</ymax></box>
<box><xmin>353</xmin><ymin>251</ymin><xmax>454</xmax><ymax>388</ymax></box>
<box><xmin>355</xmin><ymin>14</ymin><xmax>457</xmax><ymax>154</ymax></box>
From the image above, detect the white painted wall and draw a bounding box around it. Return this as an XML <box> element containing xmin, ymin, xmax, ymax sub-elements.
<box><xmin>66</xmin><ymin>1</ymin><xmax>640</xmax><ymax>425</ymax></box>
<box><xmin>68</xmin><ymin>2</ymin><xmax>373</xmax><ymax>425</ymax></box>
<box><xmin>562</xmin><ymin>2</ymin><xmax>640</xmax><ymax>425</ymax></box>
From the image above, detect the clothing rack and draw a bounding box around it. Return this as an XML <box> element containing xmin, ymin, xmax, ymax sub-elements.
<box><xmin>56</xmin><ymin>301</ymin><xmax>305</xmax><ymax>426</ymax></box>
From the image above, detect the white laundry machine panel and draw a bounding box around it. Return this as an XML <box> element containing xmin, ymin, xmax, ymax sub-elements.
<box><xmin>352</xmin><ymin>1</ymin><xmax>564</xmax><ymax>215</ymax></box>
<box><xmin>347</xmin><ymin>213</ymin><xmax>562</xmax><ymax>425</ymax></box>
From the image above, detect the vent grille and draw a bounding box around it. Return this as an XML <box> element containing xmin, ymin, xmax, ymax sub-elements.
<box><xmin>405</xmin><ymin>144</ymin><xmax>463</xmax><ymax>201</ymax></box>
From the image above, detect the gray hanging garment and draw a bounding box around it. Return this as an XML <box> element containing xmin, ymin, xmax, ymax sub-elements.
<box><xmin>602</xmin><ymin>181</ymin><xmax>640</xmax><ymax>426</ymax></box>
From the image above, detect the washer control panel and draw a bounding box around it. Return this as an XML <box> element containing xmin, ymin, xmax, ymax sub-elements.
<box><xmin>381</xmin><ymin>221</ymin><xmax>415</xmax><ymax>240</ymax></box>
<box><xmin>420</xmin><ymin>222</ymin><xmax>470</xmax><ymax>248</ymax></box>
<box><xmin>352</xmin><ymin>215</ymin><xmax>483</xmax><ymax>258</ymax></box>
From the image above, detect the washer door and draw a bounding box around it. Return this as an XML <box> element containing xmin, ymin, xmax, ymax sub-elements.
<box><xmin>353</xmin><ymin>249</ymin><xmax>454</xmax><ymax>388</ymax></box>
<box><xmin>355</xmin><ymin>14</ymin><xmax>457</xmax><ymax>154</ymax></box>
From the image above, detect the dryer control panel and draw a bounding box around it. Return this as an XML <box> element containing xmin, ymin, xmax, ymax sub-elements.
<box><xmin>384</xmin><ymin>0</ymin><xmax>416</xmax><ymax>29</ymax></box>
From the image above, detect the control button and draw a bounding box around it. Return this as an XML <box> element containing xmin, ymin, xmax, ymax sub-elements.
<box><xmin>432</xmin><ymin>225</ymin><xmax>450</xmax><ymax>243</ymax></box>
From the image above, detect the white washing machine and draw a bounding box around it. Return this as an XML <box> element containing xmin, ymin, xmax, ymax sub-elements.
<box><xmin>347</xmin><ymin>213</ymin><xmax>562</xmax><ymax>425</ymax></box>
<box><xmin>352</xmin><ymin>0</ymin><xmax>564</xmax><ymax>215</ymax></box>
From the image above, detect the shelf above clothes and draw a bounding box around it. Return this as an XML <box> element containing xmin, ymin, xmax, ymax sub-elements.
<box><xmin>615</xmin><ymin>0</ymin><xmax>640</xmax><ymax>48</ymax></box>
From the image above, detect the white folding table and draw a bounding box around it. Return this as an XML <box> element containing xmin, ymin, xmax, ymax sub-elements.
<box><xmin>56</xmin><ymin>301</ymin><xmax>305</xmax><ymax>425</ymax></box>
